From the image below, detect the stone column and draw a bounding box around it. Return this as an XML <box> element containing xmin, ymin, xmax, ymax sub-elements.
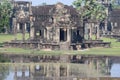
<box><xmin>25</xmin><ymin>23</ymin><xmax>27</xmax><ymax>32</ymax></box>
<box><xmin>13</xmin><ymin>18</ymin><xmax>17</xmax><ymax>40</ymax></box>
<box><xmin>30</xmin><ymin>26</ymin><xmax>34</xmax><ymax>39</ymax></box>
<box><xmin>89</xmin><ymin>23</ymin><xmax>92</xmax><ymax>39</ymax></box>
<box><xmin>44</xmin><ymin>29</ymin><xmax>47</xmax><ymax>39</ymax></box>
<box><xmin>96</xmin><ymin>24</ymin><xmax>100</xmax><ymax>39</ymax></box>
<box><xmin>67</xmin><ymin>28</ymin><xmax>70</xmax><ymax>42</ymax></box>
<box><xmin>17</xmin><ymin>23</ymin><xmax>20</xmax><ymax>32</ymax></box>
<box><xmin>111</xmin><ymin>22</ymin><xmax>113</xmax><ymax>34</ymax></box>
<box><xmin>64</xmin><ymin>28</ymin><xmax>67</xmax><ymax>41</ymax></box>
<box><xmin>84</xmin><ymin>23</ymin><xmax>89</xmax><ymax>40</ymax></box>
<box><xmin>56</xmin><ymin>28</ymin><xmax>60</xmax><ymax>42</ymax></box>
<box><xmin>105</xmin><ymin>20</ymin><xmax>108</xmax><ymax>32</ymax></box>
<box><xmin>46</xmin><ymin>27</ymin><xmax>50</xmax><ymax>41</ymax></box>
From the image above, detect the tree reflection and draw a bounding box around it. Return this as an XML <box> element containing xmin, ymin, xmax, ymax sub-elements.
<box><xmin>0</xmin><ymin>64</ymin><xmax>9</xmax><ymax>80</ymax></box>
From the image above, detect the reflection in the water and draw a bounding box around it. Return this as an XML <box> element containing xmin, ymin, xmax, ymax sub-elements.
<box><xmin>0</xmin><ymin>65</ymin><xmax>9</xmax><ymax>80</ymax></box>
<box><xmin>0</xmin><ymin>63</ymin><xmax>111</xmax><ymax>80</ymax></box>
<box><xmin>0</xmin><ymin>57</ymin><xmax>120</xmax><ymax>80</ymax></box>
<box><xmin>111</xmin><ymin>64</ymin><xmax>120</xmax><ymax>77</ymax></box>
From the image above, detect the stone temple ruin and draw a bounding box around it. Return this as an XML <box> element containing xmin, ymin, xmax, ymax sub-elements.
<box><xmin>5</xmin><ymin>1</ymin><xmax>111</xmax><ymax>50</ymax></box>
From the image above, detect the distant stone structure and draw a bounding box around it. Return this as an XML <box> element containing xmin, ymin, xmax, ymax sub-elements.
<box><xmin>5</xmin><ymin>1</ymin><xmax>111</xmax><ymax>50</ymax></box>
<box><xmin>12</xmin><ymin>1</ymin><xmax>32</xmax><ymax>40</ymax></box>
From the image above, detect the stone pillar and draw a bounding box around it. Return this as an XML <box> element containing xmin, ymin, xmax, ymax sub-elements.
<box><xmin>17</xmin><ymin>23</ymin><xmax>20</xmax><ymax>32</ymax></box>
<box><xmin>30</xmin><ymin>26</ymin><xmax>34</xmax><ymax>39</ymax></box>
<box><xmin>56</xmin><ymin>28</ymin><xmax>60</xmax><ymax>42</ymax></box>
<box><xmin>44</xmin><ymin>29</ymin><xmax>47</xmax><ymax>39</ymax></box>
<box><xmin>111</xmin><ymin>22</ymin><xmax>113</xmax><ymax>34</ymax></box>
<box><xmin>13</xmin><ymin>18</ymin><xmax>17</xmax><ymax>40</ymax></box>
<box><xmin>25</xmin><ymin>23</ymin><xmax>27</xmax><ymax>32</ymax></box>
<box><xmin>89</xmin><ymin>23</ymin><xmax>92</xmax><ymax>39</ymax></box>
<box><xmin>46</xmin><ymin>27</ymin><xmax>50</xmax><ymax>41</ymax></box>
<box><xmin>67</xmin><ymin>28</ymin><xmax>70</xmax><ymax>42</ymax></box>
<box><xmin>84</xmin><ymin>23</ymin><xmax>89</xmax><ymax>40</ymax></box>
<box><xmin>64</xmin><ymin>28</ymin><xmax>67</xmax><ymax>41</ymax></box>
<box><xmin>96</xmin><ymin>24</ymin><xmax>100</xmax><ymax>39</ymax></box>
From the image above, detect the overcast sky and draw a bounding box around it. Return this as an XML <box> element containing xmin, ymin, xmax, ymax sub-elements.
<box><xmin>15</xmin><ymin>0</ymin><xmax>75</xmax><ymax>6</ymax></box>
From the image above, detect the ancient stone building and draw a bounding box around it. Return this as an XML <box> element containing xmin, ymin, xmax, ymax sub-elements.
<box><xmin>12</xmin><ymin>1</ymin><xmax>32</xmax><ymax>40</ymax></box>
<box><xmin>8</xmin><ymin>1</ymin><xmax>110</xmax><ymax>50</ymax></box>
<box><xmin>10</xmin><ymin>1</ymin><xmax>84</xmax><ymax>50</ymax></box>
<box><xmin>31</xmin><ymin>3</ymin><xmax>83</xmax><ymax>43</ymax></box>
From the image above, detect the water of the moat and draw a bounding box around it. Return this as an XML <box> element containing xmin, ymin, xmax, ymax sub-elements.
<box><xmin>0</xmin><ymin>62</ymin><xmax>120</xmax><ymax>80</ymax></box>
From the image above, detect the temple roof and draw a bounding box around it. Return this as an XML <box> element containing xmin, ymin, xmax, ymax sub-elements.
<box><xmin>31</xmin><ymin>4</ymin><xmax>81</xmax><ymax>27</ymax></box>
<box><xmin>15</xmin><ymin>1</ymin><xmax>31</xmax><ymax>4</ymax></box>
<box><xmin>31</xmin><ymin>5</ymin><xmax>79</xmax><ymax>16</ymax></box>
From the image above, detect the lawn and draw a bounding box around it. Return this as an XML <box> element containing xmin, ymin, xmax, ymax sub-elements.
<box><xmin>0</xmin><ymin>34</ymin><xmax>120</xmax><ymax>56</ymax></box>
<box><xmin>0</xmin><ymin>33</ymin><xmax>29</xmax><ymax>43</ymax></box>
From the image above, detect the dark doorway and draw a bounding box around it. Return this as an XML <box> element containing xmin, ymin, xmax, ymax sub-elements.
<box><xmin>60</xmin><ymin>28</ymin><xmax>67</xmax><ymax>42</ymax></box>
<box><xmin>20</xmin><ymin>23</ymin><xmax>23</xmax><ymax>31</ymax></box>
<box><xmin>19</xmin><ymin>23</ymin><xmax>24</xmax><ymax>33</ymax></box>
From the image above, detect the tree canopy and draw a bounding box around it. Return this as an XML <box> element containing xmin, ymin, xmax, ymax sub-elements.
<box><xmin>0</xmin><ymin>0</ymin><xmax>13</xmax><ymax>33</ymax></box>
<box><xmin>73</xmin><ymin>0</ymin><xmax>107</xmax><ymax>22</ymax></box>
<box><xmin>112</xmin><ymin>0</ymin><xmax>120</xmax><ymax>9</ymax></box>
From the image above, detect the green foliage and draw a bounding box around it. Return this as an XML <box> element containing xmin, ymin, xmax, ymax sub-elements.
<box><xmin>73</xmin><ymin>0</ymin><xmax>106</xmax><ymax>21</ymax></box>
<box><xmin>0</xmin><ymin>0</ymin><xmax>13</xmax><ymax>33</ymax></box>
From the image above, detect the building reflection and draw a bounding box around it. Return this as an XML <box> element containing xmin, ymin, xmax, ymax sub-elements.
<box><xmin>1</xmin><ymin>60</ymin><xmax>120</xmax><ymax>80</ymax></box>
<box><xmin>13</xmin><ymin>63</ymin><xmax>89</xmax><ymax>80</ymax></box>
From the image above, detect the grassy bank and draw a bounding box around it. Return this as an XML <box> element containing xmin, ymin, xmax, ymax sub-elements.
<box><xmin>0</xmin><ymin>33</ymin><xmax>29</xmax><ymax>43</ymax></box>
<box><xmin>0</xmin><ymin>47</ymin><xmax>120</xmax><ymax>56</ymax></box>
<box><xmin>0</xmin><ymin>34</ymin><xmax>120</xmax><ymax>56</ymax></box>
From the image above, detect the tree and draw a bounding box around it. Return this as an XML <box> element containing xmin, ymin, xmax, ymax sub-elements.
<box><xmin>73</xmin><ymin>0</ymin><xmax>107</xmax><ymax>39</ymax></box>
<box><xmin>112</xmin><ymin>0</ymin><xmax>120</xmax><ymax>9</ymax></box>
<box><xmin>0</xmin><ymin>0</ymin><xmax>13</xmax><ymax>33</ymax></box>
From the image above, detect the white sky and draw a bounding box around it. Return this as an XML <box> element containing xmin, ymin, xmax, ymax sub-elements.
<box><xmin>15</xmin><ymin>0</ymin><xmax>75</xmax><ymax>6</ymax></box>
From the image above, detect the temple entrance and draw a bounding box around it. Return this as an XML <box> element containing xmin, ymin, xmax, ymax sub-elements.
<box><xmin>60</xmin><ymin>28</ymin><xmax>67</xmax><ymax>42</ymax></box>
<box><xmin>19</xmin><ymin>23</ymin><xmax>23</xmax><ymax>32</ymax></box>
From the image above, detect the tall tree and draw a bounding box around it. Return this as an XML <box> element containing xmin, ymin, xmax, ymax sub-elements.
<box><xmin>0</xmin><ymin>0</ymin><xmax>13</xmax><ymax>33</ymax></box>
<box><xmin>73</xmin><ymin>0</ymin><xmax>107</xmax><ymax>39</ymax></box>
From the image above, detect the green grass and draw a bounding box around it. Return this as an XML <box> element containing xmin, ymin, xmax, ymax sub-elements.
<box><xmin>0</xmin><ymin>33</ymin><xmax>29</xmax><ymax>43</ymax></box>
<box><xmin>101</xmin><ymin>37</ymin><xmax>120</xmax><ymax>48</ymax></box>
<box><xmin>0</xmin><ymin>47</ymin><xmax>120</xmax><ymax>56</ymax></box>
